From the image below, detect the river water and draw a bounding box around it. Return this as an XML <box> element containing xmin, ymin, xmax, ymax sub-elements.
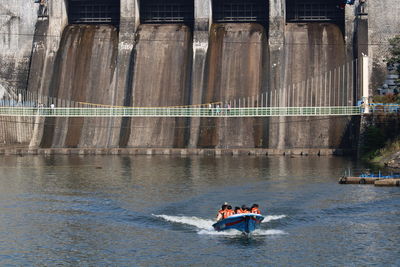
<box><xmin>0</xmin><ymin>155</ymin><xmax>398</xmax><ymax>266</ymax></box>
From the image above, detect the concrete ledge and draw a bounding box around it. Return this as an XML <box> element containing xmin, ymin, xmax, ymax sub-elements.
<box><xmin>0</xmin><ymin>147</ymin><xmax>353</xmax><ymax>156</ymax></box>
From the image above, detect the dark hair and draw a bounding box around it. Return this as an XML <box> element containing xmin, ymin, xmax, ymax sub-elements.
<box><xmin>251</xmin><ymin>204</ymin><xmax>259</xmax><ymax>208</ymax></box>
<box><xmin>227</xmin><ymin>205</ymin><xmax>232</xmax><ymax>210</ymax></box>
<box><xmin>246</xmin><ymin>207</ymin><xmax>251</xmax><ymax>211</ymax></box>
<box><xmin>221</xmin><ymin>204</ymin><xmax>227</xmax><ymax>210</ymax></box>
<box><xmin>241</xmin><ymin>205</ymin><xmax>247</xmax><ymax>210</ymax></box>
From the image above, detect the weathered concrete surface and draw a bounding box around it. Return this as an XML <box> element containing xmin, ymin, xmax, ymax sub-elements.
<box><xmin>108</xmin><ymin>1</ymin><xmax>138</xmax><ymax>148</ymax></box>
<box><xmin>0</xmin><ymin>1</ymin><xmax>37</xmax><ymax>146</ymax></box>
<box><xmin>0</xmin><ymin>0</ymin><xmax>37</xmax><ymax>92</ymax></box>
<box><xmin>40</xmin><ymin>25</ymin><xmax>118</xmax><ymax>148</ymax></box>
<box><xmin>26</xmin><ymin>0</ymin><xmax>68</xmax><ymax>148</ymax></box>
<box><xmin>0</xmin><ymin>147</ymin><xmax>352</xmax><ymax>156</ymax></box>
<box><xmin>268</xmin><ymin>23</ymin><xmax>352</xmax><ymax>149</ymax></box>
<box><xmin>198</xmin><ymin>23</ymin><xmax>268</xmax><ymax>148</ymax></box>
<box><xmin>188</xmin><ymin>0</ymin><xmax>211</xmax><ymax>148</ymax></box>
<box><xmin>367</xmin><ymin>0</ymin><xmax>400</xmax><ymax>90</ymax></box>
<box><xmin>4</xmin><ymin>0</ymin><xmax>400</xmax><ymax>150</ymax></box>
<box><xmin>366</xmin><ymin>0</ymin><xmax>400</xmax><ymax>92</ymax></box>
<box><xmin>123</xmin><ymin>24</ymin><xmax>192</xmax><ymax>148</ymax></box>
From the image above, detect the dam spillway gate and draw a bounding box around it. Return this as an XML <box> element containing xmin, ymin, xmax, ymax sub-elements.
<box><xmin>212</xmin><ymin>0</ymin><xmax>268</xmax><ymax>23</ymax></box>
<box><xmin>139</xmin><ymin>0</ymin><xmax>194</xmax><ymax>24</ymax></box>
<box><xmin>286</xmin><ymin>0</ymin><xmax>344</xmax><ymax>24</ymax></box>
<box><xmin>68</xmin><ymin>0</ymin><xmax>120</xmax><ymax>25</ymax></box>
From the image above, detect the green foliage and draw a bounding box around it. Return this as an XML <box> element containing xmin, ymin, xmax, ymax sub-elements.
<box><xmin>370</xmin><ymin>137</ymin><xmax>400</xmax><ymax>164</ymax></box>
<box><xmin>387</xmin><ymin>35</ymin><xmax>400</xmax><ymax>68</ymax></box>
<box><xmin>373</xmin><ymin>94</ymin><xmax>400</xmax><ymax>104</ymax></box>
<box><xmin>361</xmin><ymin>126</ymin><xmax>386</xmax><ymax>160</ymax></box>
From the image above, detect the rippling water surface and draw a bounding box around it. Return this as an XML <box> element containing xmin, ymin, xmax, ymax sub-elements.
<box><xmin>0</xmin><ymin>155</ymin><xmax>399</xmax><ymax>266</ymax></box>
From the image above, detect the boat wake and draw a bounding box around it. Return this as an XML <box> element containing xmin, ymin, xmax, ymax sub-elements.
<box><xmin>153</xmin><ymin>214</ymin><xmax>287</xmax><ymax>236</ymax></box>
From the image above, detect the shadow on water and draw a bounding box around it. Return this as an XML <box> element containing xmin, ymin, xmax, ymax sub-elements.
<box><xmin>216</xmin><ymin>233</ymin><xmax>268</xmax><ymax>248</ymax></box>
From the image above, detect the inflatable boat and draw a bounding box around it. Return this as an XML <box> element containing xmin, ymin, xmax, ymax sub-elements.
<box><xmin>212</xmin><ymin>213</ymin><xmax>264</xmax><ymax>234</ymax></box>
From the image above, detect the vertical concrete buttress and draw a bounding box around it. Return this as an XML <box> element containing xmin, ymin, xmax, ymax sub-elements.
<box><xmin>111</xmin><ymin>0</ymin><xmax>137</xmax><ymax>147</ymax></box>
<box><xmin>29</xmin><ymin>0</ymin><xmax>68</xmax><ymax>148</ymax></box>
<box><xmin>189</xmin><ymin>0</ymin><xmax>211</xmax><ymax>148</ymax></box>
<box><xmin>268</xmin><ymin>0</ymin><xmax>286</xmax><ymax>149</ymax></box>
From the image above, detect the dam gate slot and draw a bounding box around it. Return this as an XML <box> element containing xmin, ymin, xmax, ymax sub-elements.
<box><xmin>212</xmin><ymin>0</ymin><xmax>268</xmax><ymax>24</ymax></box>
<box><xmin>139</xmin><ymin>0</ymin><xmax>194</xmax><ymax>25</ymax></box>
<box><xmin>286</xmin><ymin>0</ymin><xmax>344</xmax><ymax>25</ymax></box>
<box><xmin>67</xmin><ymin>0</ymin><xmax>120</xmax><ymax>25</ymax></box>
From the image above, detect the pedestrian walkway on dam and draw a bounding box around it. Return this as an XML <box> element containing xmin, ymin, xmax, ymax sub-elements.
<box><xmin>0</xmin><ymin>106</ymin><xmax>363</xmax><ymax>117</ymax></box>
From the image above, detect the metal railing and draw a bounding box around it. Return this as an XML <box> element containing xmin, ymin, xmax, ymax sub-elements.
<box><xmin>0</xmin><ymin>106</ymin><xmax>362</xmax><ymax>117</ymax></box>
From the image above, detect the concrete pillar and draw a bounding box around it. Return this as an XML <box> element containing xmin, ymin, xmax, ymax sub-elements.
<box><xmin>188</xmin><ymin>0</ymin><xmax>211</xmax><ymax>148</ymax></box>
<box><xmin>107</xmin><ymin>0</ymin><xmax>138</xmax><ymax>147</ymax></box>
<box><xmin>48</xmin><ymin>0</ymin><xmax>68</xmax><ymax>37</ymax></box>
<box><xmin>344</xmin><ymin>3</ymin><xmax>356</xmax><ymax>59</ymax></box>
<box><xmin>361</xmin><ymin>54</ymin><xmax>370</xmax><ymax>113</ymax></box>
<box><xmin>29</xmin><ymin>0</ymin><xmax>68</xmax><ymax>148</ymax></box>
<box><xmin>268</xmin><ymin>0</ymin><xmax>285</xmax><ymax>149</ymax></box>
<box><xmin>269</xmin><ymin>1</ymin><xmax>285</xmax><ymax>93</ymax></box>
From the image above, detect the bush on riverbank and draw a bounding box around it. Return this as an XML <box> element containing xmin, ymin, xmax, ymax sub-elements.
<box><xmin>361</xmin><ymin>126</ymin><xmax>386</xmax><ymax>160</ymax></box>
<box><xmin>363</xmin><ymin>132</ymin><xmax>400</xmax><ymax>168</ymax></box>
<box><xmin>369</xmin><ymin>138</ymin><xmax>400</xmax><ymax>161</ymax></box>
<box><xmin>373</xmin><ymin>94</ymin><xmax>400</xmax><ymax>104</ymax></box>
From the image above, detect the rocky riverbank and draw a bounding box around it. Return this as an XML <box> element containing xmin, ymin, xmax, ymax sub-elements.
<box><xmin>384</xmin><ymin>151</ymin><xmax>400</xmax><ymax>168</ymax></box>
<box><xmin>369</xmin><ymin>139</ymin><xmax>400</xmax><ymax>169</ymax></box>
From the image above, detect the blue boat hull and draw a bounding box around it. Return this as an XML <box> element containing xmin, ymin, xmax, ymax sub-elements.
<box><xmin>212</xmin><ymin>214</ymin><xmax>264</xmax><ymax>233</ymax></box>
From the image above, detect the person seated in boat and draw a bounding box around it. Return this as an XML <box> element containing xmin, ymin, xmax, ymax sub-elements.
<box><xmin>216</xmin><ymin>204</ymin><xmax>227</xmax><ymax>221</ymax></box>
<box><xmin>251</xmin><ymin>204</ymin><xmax>261</xmax><ymax>214</ymax></box>
<box><xmin>225</xmin><ymin>205</ymin><xmax>235</xmax><ymax>218</ymax></box>
<box><xmin>234</xmin><ymin>206</ymin><xmax>242</xmax><ymax>214</ymax></box>
<box><xmin>241</xmin><ymin>205</ymin><xmax>250</xmax><ymax>213</ymax></box>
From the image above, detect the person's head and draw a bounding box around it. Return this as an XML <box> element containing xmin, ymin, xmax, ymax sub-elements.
<box><xmin>234</xmin><ymin>206</ymin><xmax>240</xmax><ymax>212</ymax></box>
<box><xmin>221</xmin><ymin>204</ymin><xmax>227</xmax><ymax>210</ymax></box>
<box><xmin>246</xmin><ymin>207</ymin><xmax>251</xmax><ymax>211</ymax></box>
<box><xmin>241</xmin><ymin>205</ymin><xmax>247</xmax><ymax>210</ymax></box>
<box><xmin>251</xmin><ymin>204</ymin><xmax>259</xmax><ymax>209</ymax></box>
<box><xmin>227</xmin><ymin>205</ymin><xmax>232</xmax><ymax>210</ymax></box>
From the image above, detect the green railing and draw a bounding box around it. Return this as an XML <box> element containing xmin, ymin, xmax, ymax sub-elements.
<box><xmin>0</xmin><ymin>106</ymin><xmax>362</xmax><ymax>117</ymax></box>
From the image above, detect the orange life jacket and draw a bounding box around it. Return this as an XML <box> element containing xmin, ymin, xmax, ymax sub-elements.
<box><xmin>217</xmin><ymin>209</ymin><xmax>226</xmax><ymax>219</ymax></box>
<box><xmin>251</xmin><ymin>207</ymin><xmax>261</xmax><ymax>214</ymax></box>
<box><xmin>242</xmin><ymin>210</ymin><xmax>250</xmax><ymax>213</ymax></box>
<box><xmin>225</xmin><ymin>209</ymin><xmax>235</xmax><ymax>218</ymax></box>
<box><xmin>236</xmin><ymin>209</ymin><xmax>243</xmax><ymax>214</ymax></box>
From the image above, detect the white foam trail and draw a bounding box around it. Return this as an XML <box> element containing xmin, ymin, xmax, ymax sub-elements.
<box><xmin>153</xmin><ymin>214</ymin><xmax>287</xmax><ymax>236</ymax></box>
<box><xmin>153</xmin><ymin>214</ymin><xmax>214</xmax><ymax>231</ymax></box>
<box><xmin>262</xmin><ymin>215</ymin><xmax>286</xmax><ymax>223</ymax></box>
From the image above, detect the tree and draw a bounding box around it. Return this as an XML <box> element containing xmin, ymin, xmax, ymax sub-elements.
<box><xmin>387</xmin><ymin>35</ymin><xmax>400</xmax><ymax>69</ymax></box>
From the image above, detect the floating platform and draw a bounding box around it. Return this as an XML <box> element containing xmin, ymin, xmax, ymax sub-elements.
<box><xmin>338</xmin><ymin>176</ymin><xmax>379</xmax><ymax>184</ymax></box>
<box><xmin>374</xmin><ymin>179</ymin><xmax>400</xmax><ymax>187</ymax></box>
<box><xmin>339</xmin><ymin>177</ymin><xmax>400</xmax><ymax>187</ymax></box>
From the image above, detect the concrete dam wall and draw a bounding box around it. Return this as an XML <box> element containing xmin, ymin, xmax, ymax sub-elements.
<box><xmin>6</xmin><ymin>0</ymin><xmax>398</xmax><ymax>150</ymax></box>
<box><xmin>1</xmin><ymin>20</ymin><xmax>354</xmax><ymax>149</ymax></box>
<box><xmin>198</xmin><ymin>23</ymin><xmax>268</xmax><ymax>148</ymax></box>
<box><xmin>122</xmin><ymin>24</ymin><xmax>192</xmax><ymax>148</ymax></box>
<box><xmin>40</xmin><ymin>25</ymin><xmax>119</xmax><ymax>148</ymax></box>
<box><xmin>269</xmin><ymin>23</ymin><xmax>353</xmax><ymax>149</ymax></box>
